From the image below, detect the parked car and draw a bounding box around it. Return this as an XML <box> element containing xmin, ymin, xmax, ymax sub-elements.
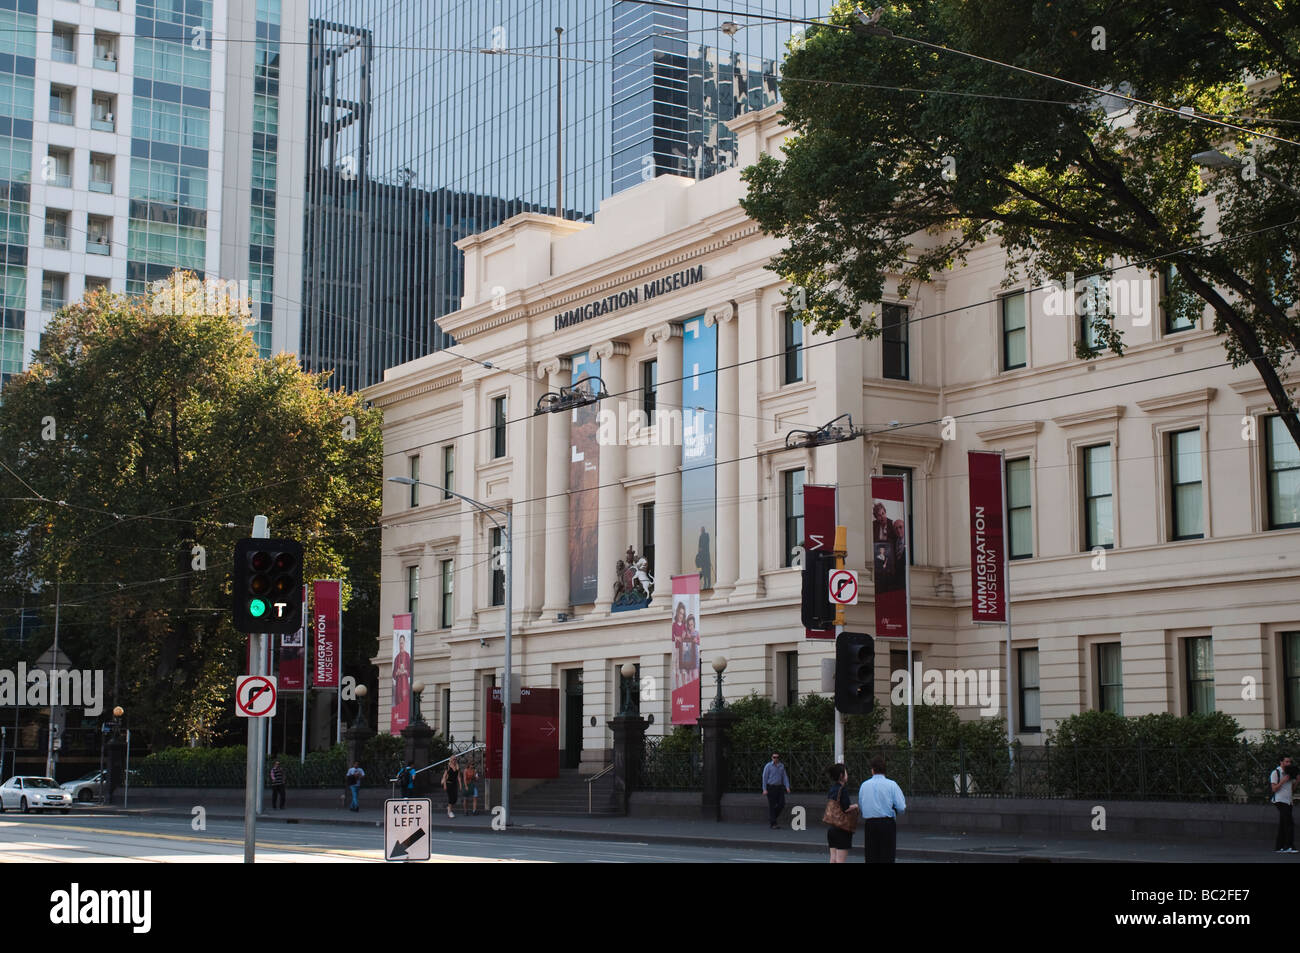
<box><xmin>61</xmin><ymin>770</ymin><xmax>107</xmax><ymax>803</ymax></box>
<box><xmin>0</xmin><ymin>776</ymin><xmax>72</xmax><ymax>813</ymax></box>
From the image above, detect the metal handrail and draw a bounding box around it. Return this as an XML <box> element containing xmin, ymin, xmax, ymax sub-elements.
<box><xmin>388</xmin><ymin>745</ymin><xmax>487</xmax><ymax>796</ymax></box>
<box><xmin>587</xmin><ymin>763</ymin><xmax>614</xmax><ymax>814</ymax></box>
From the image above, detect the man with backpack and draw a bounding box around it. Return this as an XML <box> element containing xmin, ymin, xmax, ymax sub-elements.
<box><xmin>1272</xmin><ymin>756</ymin><xmax>1297</xmax><ymax>853</ymax></box>
<box><xmin>398</xmin><ymin>761</ymin><xmax>417</xmax><ymax>797</ymax></box>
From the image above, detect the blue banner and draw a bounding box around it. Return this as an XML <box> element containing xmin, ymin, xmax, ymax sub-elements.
<box><xmin>569</xmin><ymin>351</ymin><xmax>601</xmax><ymax>605</ymax></box>
<box><xmin>681</xmin><ymin>315</ymin><xmax>717</xmax><ymax>590</ymax></box>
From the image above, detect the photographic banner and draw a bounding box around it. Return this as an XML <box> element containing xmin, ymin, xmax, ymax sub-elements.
<box><xmin>279</xmin><ymin>585</ymin><xmax>307</xmax><ymax>690</ymax></box>
<box><xmin>312</xmin><ymin>579</ymin><xmax>341</xmax><ymax>688</ymax></box>
<box><xmin>390</xmin><ymin>613</ymin><xmax>412</xmax><ymax>734</ymax></box>
<box><xmin>870</xmin><ymin>476</ymin><xmax>909</xmax><ymax>638</ymax></box>
<box><xmin>968</xmin><ymin>451</ymin><xmax>1009</xmax><ymax>624</ymax></box>
<box><xmin>670</xmin><ymin>574</ymin><xmax>702</xmax><ymax>725</ymax></box>
<box><xmin>803</xmin><ymin>484</ymin><xmax>837</xmax><ymax>640</ymax></box>
<box><xmin>681</xmin><ymin>315</ymin><xmax>717</xmax><ymax>591</ymax></box>
<box><xmin>569</xmin><ymin>351</ymin><xmax>601</xmax><ymax>605</ymax></box>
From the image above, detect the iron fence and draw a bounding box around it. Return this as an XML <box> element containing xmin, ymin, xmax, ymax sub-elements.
<box><xmin>131</xmin><ymin>751</ymin><xmax>400</xmax><ymax>790</ymax></box>
<box><xmin>639</xmin><ymin>737</ymin><xmax>702</xmax><ymax>791</ymax></box>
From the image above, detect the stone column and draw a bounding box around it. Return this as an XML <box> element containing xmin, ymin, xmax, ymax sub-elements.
<box><xmin>537</xmin><ymin>356</ymin><xmax>571</xmax><ymax>618</ymax></box>
<box><xmin>733</xmin><ymin>291</ymin><xmax>766</xmax><ymax>600</ymax></box>
<box><xmin>455</xmin><ymin>380</ymin><xmax>480</xmax><ymax>631</ymax></box>
<box><xmin>646</xmin><ymin>323</ymin><xmax>683</xmax><ymax>587</ymax></box>
<box><xmin>706</xmin><ymin>302</ymin><xmax>739</xmax><ymax>598</ymax></box>
<box><xmin>591</xmin><ymin>339</ymin><xmax>629</xmax><ymax>615</ymax></box>
<box><xmin>700</xmin><ymin>709</ymin><xmax>737</xmax><ymax>821</ymax></box>
<box><xmin>608</xmin><ymin>713</ymin><xmax>649</xmax><ymax>815</ymax></box>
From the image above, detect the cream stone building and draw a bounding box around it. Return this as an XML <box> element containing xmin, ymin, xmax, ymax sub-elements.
<box><xmin>363</xmin><ymin>105</ymin><xmax>1300</xmax><ymax>769</ymax></box>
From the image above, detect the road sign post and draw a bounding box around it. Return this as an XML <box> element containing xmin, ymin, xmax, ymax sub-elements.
<box><xmin>385</xmin><ymin>798</ymin><xmax>432</xmax><ymax>861</ymax></box>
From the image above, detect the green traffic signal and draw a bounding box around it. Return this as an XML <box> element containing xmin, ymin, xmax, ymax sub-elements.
<box><xmin>249</xmin><ymin>598</ymin><xmax>267</xmax><ymax>618</ymax></box>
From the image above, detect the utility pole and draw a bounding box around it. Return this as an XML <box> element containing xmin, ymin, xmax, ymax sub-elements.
<box><xmin>46</xmin><ymin>577</ymin><xmax>61</xmax><ymax>778</ymax></box>
<box><xmin>244</xmin><ymin>515</ymin><xmax>269</xmax><ymax>864</ymax></box>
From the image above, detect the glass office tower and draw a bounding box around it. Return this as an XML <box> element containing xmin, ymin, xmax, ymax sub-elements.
<box><xmin>302</xmin><ymin>0</ymin><xmax>831</xmax><ymax>392</ymax></box>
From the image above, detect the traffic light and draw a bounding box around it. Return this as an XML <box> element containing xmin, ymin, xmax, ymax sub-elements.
<box><xmin>801</xmin><ymin>548</ymin><xmax>836</xmax><ymax>630</ymax></box>
<box><xmin>232</xmin><ymin>538</ymin><xmax>303</xmax><ymax>634</ymax></box>
<box><xmin>835</xmin><ymin>632</ymin><xmax>875</xmax><ymax>714</ymax></box>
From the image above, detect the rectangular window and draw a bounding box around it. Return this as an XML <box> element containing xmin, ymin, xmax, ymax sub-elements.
<box><xmin>642</xmin><ymin>359</ymin><xmax>657</xmax><ymax>417</ymax></box>
<box><xmin>89</xmin><ymin>154</ymin><xmax>113</xmax><ymax>193</ymax></box>
<box><xmin>782</xmin><ymin>468</ymin><xmax>805</xmax><ymax>568</ymax></box>
<box><xmin>91</xmin><ymin>92</ymin><xmax>115</xmax><ymax>131</ymax></box>
<box><xmin>407</xmin><ymin>456</ymin><xmax>419</xmax><ymax>507</ymax></box>
<box><xmin>43</xmin><ymin>210</ymin><xmax>69</xmax><ymax>250</ymax></box>
<box><xmin>1266</xmin><ymin>416</ymin><xmax>1300</xmax><ymax>529</ymax></box>
<box><xmin>84</xmin><ymin>277</ymin><xmax>110</xmax><ymax>296</ymax></box>
<box><xmin>1078</xmin><ymin>275</ymin><xmax>1106</xmax><ymax>352</ymax></box>
<box><xmin>1097</xmin><ymin>642</ymin><xmax>1123</xmax><ymax>714</ymax></box>
<box><xmin>1001</xmin><ymin>291</ymin><xmax>1027</xmax><ymax>370</ymax></box>
<box><xmin>406</xmin><ymin>565</ymin><xmax>419</xmax><ymax>628</ymax></box>
<box><xmin>1007</xmin><ymin>457</ymin><xmax>1032</xmax><ymax>559</ymax></box>
<box><xmin>640</xmin><ymin>502</ymin><xmax>655</xmax><ymax>576</ymax></box>
<box><xmin>1018</xmin><ymin>648</ymin><xmax>1040</xmax><ymax>732</ymax></box>
<box><xmin>442</xmin><ymin>445</ymin><xmax>454</xmax><ymax>499</ymax></box>
<box><xmin>47</xmin><ymin>148</ymin><xmax>72</xmax><ymax>188</ymax></box>
<box><xmin>1169</xmin><ymin>429</ymin><xmax>1203</xmax><ymax>540</ymax></box>
<box><xmin>1186</xmin><ymin>636</ymin><xmax>1215</xmax><ymax>714</ymax></box>
<box><xmin>492</xmin><ymin>395</ymin><xmax>506</xmax><ymax>458</ymax></box>
<box><xmin>49</xmin><ymin>85</ymin><xmax>74</xmax><ymax>125</ymax></box>
<box><xmin>1162</xmin><ymin>264</ymin><xmax>1196</xmax><ymax>333</ymax></box>
<box><xmin>882</xmin><ymin>303</ymin><xmax>909</xmax><ymax>380</ymax></box>
<box><xmin>882</xmin><ymin>465</ymin><xmax>915</xmax><ymax>564</ymax></box>
<box><xmin>87</xmin><ymin>215</ymin><xmax>111</xmax><ymax>255</ymax></box>
<box><xmin>780</xmin><ymin>650</ymin><xmax>798</xmax><ymax>708</ymax></box>
<box><xmin>1284</xmin><ymin>632</ymin><xmax>1300</xmax><ymax>729</ymax></box>
<box><xmin>782</xmin><ymin>311</ymin><xmax>803</xmax><ymax>384</ymax></box>
<box><xmin>439</xmin><ymin>560</ymin><xmax>454</xmax><ymax>629</ymax></box>
<box><xmin>490</xmin><ymin>527</ymin><xmax>505</xmax><ymax>607</ymax></box>
<box><xmin>41</xmin><ymin>272</ymin><xmax>67</xmax><ymax>312</ymax></box>
<box><xmin>52</xmin><ymin>24</ymin><xmax>76</xmax><ymax>64</ymax></box>
<box><xmin>1082</xmin><ymin>444</ymin><xmax>1114</xmax><ymax>550</ymax></box>
<box><xmin>93</xmin><ymin>31</ymin><xmax>118</xmax><ymax>69</ymax></box>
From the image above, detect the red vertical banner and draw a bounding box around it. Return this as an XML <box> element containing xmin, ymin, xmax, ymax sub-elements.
<box><xmin>312</xmin><ymin>580</ymin><xmax>341</xmax><ymax>688</ymax></box>
<box><xmin>280</xmin><ymin>585</ymin><xmax>307</xmax><ymax>690</ymax></box>
<box><xmin>670</xmin><ymin>574</ymin><xmax>702</xmax><ymax>724</ymax></box>
<box><xmin>968</xmin><ymin>451</ymin><xmax>1009</xmax><ymax>624</ymax></box>
<box><xmin>390</xmin><ymin>614</ymin><xmax>412</xmax><ymax>734</ymax></box>
<box><xmin>870</xmin><ymin>476</ymin><xmax>909</xmax><ymax>638</ymax></box>
<box><xmin>803</xmin><ymin>484</ymin><xmax>836</xmax><ymax>640</ymax></box>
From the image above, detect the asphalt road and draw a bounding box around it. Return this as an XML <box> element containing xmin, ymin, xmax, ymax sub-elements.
<box><xmin>0</xmin><ymin>812</ymin><xmax>818</xmax><ymax>863</ymax></box>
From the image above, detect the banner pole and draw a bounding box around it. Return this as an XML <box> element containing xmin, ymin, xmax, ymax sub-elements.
<box><xmin>336</xmin><ymin>580</ymin><xmax>343</xmax><ymax>746</ymax></box>
<box><xmin>903</xmin><ymin>477</ymin><xmax>914</xmax><ymax>746</ymax></box>
<box><xmin>301</xmin><ymin>586</ymin><xmax>309</xmax><ymax>763</ymax></box>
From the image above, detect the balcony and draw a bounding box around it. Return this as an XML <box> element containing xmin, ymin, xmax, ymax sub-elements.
<box><xmin>94</xmin><ymin>52</ymin><xmax>118</xmax><ymax>71</ymax></box>
<box><xmin>44</xmin><ymin>235</ymin><xmax>68</xmax><ymax>251</ymax></box>
<box><xmin>51</xmin><ymin>47</ymin><xmax>76</xmax><ymax>65</ymax></box>
<box><xmin>91</xmin><ymin>116</ymin><xmax>115</xmax><ymax>132</ymax></box>
<box><xmin>87</xmin><ymin>239</ymin><xmax>111</xmax><ymax>256</ymax></box>
<box><xmin>48</xmin><ymin>173</ymin><xmax>72</xmax><ymax>189</ymax></box>
<box><xmin>49</xmin><ymin>108</ymin><xmax>74</xmax><ymax>126</ymax></box>
<box><xmin>89</xmin><ymin>180</ymin><xmax>111</xmax><ymax>194</ymax></box>
<box><xmin>95</xmin><ymin>0</ymin><xmax>120</xmax><ymax>9</ymax></box>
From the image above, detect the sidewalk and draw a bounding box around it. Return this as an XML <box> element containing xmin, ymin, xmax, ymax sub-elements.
<box><xmin>97</xmin><ymin>801</ymin><xmax>1292</xmax><ymax>862</ymax></box>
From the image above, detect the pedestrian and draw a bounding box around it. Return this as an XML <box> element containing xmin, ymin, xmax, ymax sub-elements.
<box><xmin>442</xmin><ymin>755</ymin><xmax>461</xmax><ymax>818</ymax></box>
<box><xmin>858</xmin><ymin>756</ymin><xmax>906</xmax><ymax>863</ymax></box>
<box><xmin>760</xmin><ymin>752</ymin><xmax>791</xmax><ymax>830</ymax></box>
<box><xmin>463</xmin><ymin>760</ymin><xmax>479</xmax><ymax>815</ymax></box>
<box><xmin>398</xmin><ymin>761</ymin><xmax>417</xmax><ymax>798</ymax></box>
<box><xmin>346</xmin><ymin>760</ymin><xmax>365</xmax><ymax>812</ymax></box>
<box><xmin>824</xmin><ymin>762</ymin><xmax>859</xmax><ymax>863</ymax></box>
<box><xmin>1271</xmin><ymin>755</ymin><xmax>1297</xmax><ymax>852</ymax></box>
<box><xmin>269</xmin><ymin>759</ymin><xmax>286</xmax><ymax>810</ymax></box>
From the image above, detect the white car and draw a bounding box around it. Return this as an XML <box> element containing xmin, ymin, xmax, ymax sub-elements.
<box><xmin>0</xmin><ymin>776</ymin><xmax>73</xmax><ymax>814</ymax></box>
<box><xmin>61</xmin><ymin>770</ymin><xmax>108</xmax><ymax>803</ymax></box>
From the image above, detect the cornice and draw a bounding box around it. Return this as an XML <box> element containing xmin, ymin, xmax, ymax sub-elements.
<box><xmin>368</xmin><ymin>370</ymin><xmax>464</xmax><ymax>408</ymax></box>
<box><xmin>1051</xmin><ymin>405</ymin><xmax>1126</xmax><ymax>429</ymax></box>
<box><xmin>977</xmin><ymin>420</ymin><xmax>1044</xmax><ymax>442</ymax></box>
<box><xmin>1135</xmin><ymin>387</ymin><xmax>1216</xmax><ymax>414</ymax></box>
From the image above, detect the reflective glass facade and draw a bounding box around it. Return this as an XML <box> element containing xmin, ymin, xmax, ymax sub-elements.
<box><xmin>303</xmin><ymin>0</ymin><xmax>830</xmax><ymax>391</ymax></box>
<box><xmin>0</xmin><ymin>0</ymin><xmax>34</xmax><ymax>391</ymax></box>
<box><xmin>248</xmin><ymin>0</ymin><xmax>282</xmax><ymax>355</ymax></box>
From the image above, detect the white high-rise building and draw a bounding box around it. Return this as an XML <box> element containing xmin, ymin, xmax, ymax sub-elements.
<box><xmin>0</xmin><ymin>0</ymin><xmax>306</xmax><ymax>389</ymax></box>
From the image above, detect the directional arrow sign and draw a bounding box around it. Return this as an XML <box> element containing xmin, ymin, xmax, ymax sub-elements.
<box><xmin>385</xmin><ymin>798</ymin><xmax>432</xmax><ymax>862</ymax></box>
<box><xmin>828</xmin><ymin>569</ymin><xmax>859</xmax><ymax>605</ymax></box>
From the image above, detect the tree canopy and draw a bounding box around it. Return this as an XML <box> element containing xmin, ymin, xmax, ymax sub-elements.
<box><xmin>0</xmin><ymin>273</ymin><xmax>382</xmax><ymax>746</ymax></box>
<box><xmin>741</xmin><ymin>0</ymin><xmax>1300</xmax><ymax>448</ymax></box>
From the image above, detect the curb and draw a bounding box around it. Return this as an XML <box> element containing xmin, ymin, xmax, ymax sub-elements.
<box><xmin>91</xmin><ymin>807</ymin><xmax>1134</xmax><ymax>862</ymax></box>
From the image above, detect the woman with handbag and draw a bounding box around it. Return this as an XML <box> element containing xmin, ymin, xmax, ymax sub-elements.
<box><xmin>824</xmin><ymin>763</ymin><xmax>859</xmax><ymax>863</ymax></box>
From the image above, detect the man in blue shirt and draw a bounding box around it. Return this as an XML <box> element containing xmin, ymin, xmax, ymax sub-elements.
<box><xmin>857</xmin><ymin>756</ymin><xmax>906</xmax><ymax>862</ymax></box>
<box><xmin>761</xmin><ymin>752</ymin><xmax>791</xmax><ymax>830</ymax></box>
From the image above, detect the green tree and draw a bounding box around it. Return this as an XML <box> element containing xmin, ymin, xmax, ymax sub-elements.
<box><xmin>741</xmin><ymin>1</ymin><xmax>1300</xmax><ymax>448</ymax></box>
<box><xmin>0</xmin><ymin>273</ymin><xmax>382</xmax><ymax>747</ymax></box>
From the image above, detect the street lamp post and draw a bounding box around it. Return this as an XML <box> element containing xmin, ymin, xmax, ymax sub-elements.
<box><xmin>389</xmin><ymin>476</ymin><xmax>513</xmax><ymax>827</ymax></box>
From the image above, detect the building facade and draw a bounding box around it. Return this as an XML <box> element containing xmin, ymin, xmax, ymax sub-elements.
<box><xmin>365</xmin><ymin>105</ymin><xmax>1300</xmax><ymax>770</ymax></box>
<box><xmin>301</xmin><ymin>0</ymin><xmax>830</xmax><ymax>390</ymax></box>
<box><xmin>0</xmin><ymin>0</ymin><xmax>306</xmax><ymax>390</ymax></box>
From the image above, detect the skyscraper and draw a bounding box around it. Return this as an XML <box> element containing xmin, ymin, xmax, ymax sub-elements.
<box><xmin>0</xmin><ymin>0</ymin><xmax>307</xmax><ymax>390</ymax></box>
<box><xmin>301</xmin><ymin>0</ymin><xmax>830</xmax><ymax>391</ymax></box>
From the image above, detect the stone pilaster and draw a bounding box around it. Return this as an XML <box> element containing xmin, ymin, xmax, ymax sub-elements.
<box><xmin>706</xmin><ymin>302</ymin><xmax>739</xmax><ymax>597</ymax></box>
<box><xmin>591</xmin><ymin>340</ymin><xmax>630</xmax><ymax>615</ymax></box>
<box><xmin>538</xmin><ymin>356</ymin><xmax>572</xmax><ymax>618</ymax></box>
<box><xmin>647</xmin><ymin>323</ymin><xmax>683</xmax><ymax>586</ymax></box>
